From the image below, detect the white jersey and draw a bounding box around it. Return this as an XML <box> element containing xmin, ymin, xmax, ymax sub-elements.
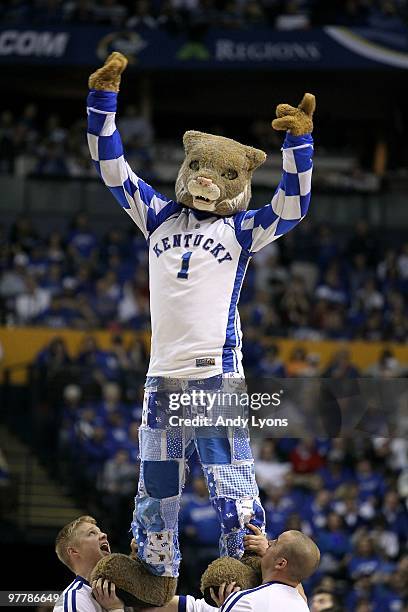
<box><xmin>179</xmin><ymin>594</ymin><xmax>217</xmax><ymax>612</ymax></box>
<box><xmin>220</xmin><ymin>582</ymin><xmax>310</xmax><ymax>612</ymax></box>
<box><xmin>87</xmin><ymin>90</ymin><xmax>314</xmax><ymax>379</ymax></box>
<box><xmin>54</xmin><ymin>576</ymin><xmax>102</xmax><ymax>612</ymax></box>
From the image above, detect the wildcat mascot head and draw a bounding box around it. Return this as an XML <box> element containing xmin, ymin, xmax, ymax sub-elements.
<box><xmin>175</xmin><ymin>131</ymin><xmax>266</xmax><ymax>216</ymax></box>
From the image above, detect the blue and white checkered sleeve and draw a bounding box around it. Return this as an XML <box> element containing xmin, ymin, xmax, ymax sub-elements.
<box><xmin>87</xmin><ymin>90</ymin><xmax>182</xmax><ymax>239</ymax></box>
<box><xmin>234</xmin><ymin>133</ymin><xmax>313</xmax><ymax>253</ymax></box>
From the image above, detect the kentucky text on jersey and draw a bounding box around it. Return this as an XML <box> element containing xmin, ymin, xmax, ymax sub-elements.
<box><xmin>152</xmin><ymin>234</ymin><xmax>233</xmax><ymax>264</ymax></box>
<box><xmin>87</xmin><ymin>90</ymin><xmax>314</xmax><ymax>378</ymax></box>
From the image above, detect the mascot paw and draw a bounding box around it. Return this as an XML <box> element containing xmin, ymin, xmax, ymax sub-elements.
<box><xmin>271</xmin><ymin>93</ymin><xmax>316</xmax><ymax>136</ymax></box>
<box><xmin>88</xmin><ymin>51</ymin><xmax>128</xmax><ymax>92</ymax></box>
<box><xmin>200</xmin><ymin>557</ymin><xmax>261</xmax><ymax>606</ymax></box>
<box><xmin>90</xmin><ymin>553</ymin><xmax>177</xmax><ymax>608</ymax></box>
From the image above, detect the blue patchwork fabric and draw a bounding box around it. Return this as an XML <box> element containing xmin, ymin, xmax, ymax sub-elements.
<box><xmin>140</xmin><ymin>427</ymin><xmax>163</xmax><ymax>460</ymax></box>
<box><xmin>187</xmin><ymin>375</ymin><xmax>223</xmax><ymax>391</ymax></box>
<box><xmin>195</xmin><ymin>435</ymin><xmax>231</xmax><ymax>465</ymax></box>
<box><xmin>139</xmin><ymin>529</ymin><xmax>180</xmax><ymax>576</ymax></box>
<box><xmin>251</xmin><ymin>498</ymin><xmax>266</xmax><ymax>531</ymax></box>
<box><xmin>213</xmin><ymin>498</ymin><xmax>239</xmax><ymax>533</ymax></box>
<box><xmin>212</xmin><ymin>464</ymin><xmax>258</xmax><ymax>498</ymax></box>
<box><xmin>220</xmin><ymin>531</ymin><xmax>244</xmax><ymax>558</ymax></box>
<box><xmin>232</xmin><ymin>428</ymin><xmax>253</xmax><ymax>462</ymax></box>
<box><xmin>134</xmin><ymin>496</ymin><xmax>165</xmax><ymax>532</ymax></box>
<box><xmin>204</xmin><ymin>467</ymin><xmax>217</xmax><ymax>499</ymax></box>
<box><xmin>143</xmin><ymin>460</ymin><xmax>180</xmax><ymax>498</ymax></box>
<box><xmin>161</xmin><ymin>497</ymin><xmax>180</xmax><ymax>530</ymax></box>
<box><xmin>146</xmin><ymin>391</ymin><xmax>171</xmax><ymax>428</ymax></box>
<box><xmin>166</xmin><ymin>427</ymin><xmax>183</xmax><ymax>459</ymax></box>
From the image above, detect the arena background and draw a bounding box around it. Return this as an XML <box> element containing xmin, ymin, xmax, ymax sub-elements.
<box><xmin>0</xmin><ymin>1</ymin><xmax>407</xmax><ymax>611</ymax></box>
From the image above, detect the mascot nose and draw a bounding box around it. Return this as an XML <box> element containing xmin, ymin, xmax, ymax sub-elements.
<box><xmin>196</xmin><ymin>176</ymin><xmax>213</xmax><ymax>187</ymax></box>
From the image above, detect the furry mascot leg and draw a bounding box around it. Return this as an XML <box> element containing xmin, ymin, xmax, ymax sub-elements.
<box><xmin>90</xmin><ymin>554</ymin><xmax>177</xmax><ymax>608</ymax></box>
<box><xmin>200</xmin><ymin>555</ymin><xmax>262</xmax><ymax>606</ymax></box>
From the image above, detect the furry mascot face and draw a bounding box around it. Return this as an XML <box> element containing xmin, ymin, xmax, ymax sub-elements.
<box><xmin>175</xmin><ymin>131</ymin><xmax>266</xmax><ymax>216</ymax></box>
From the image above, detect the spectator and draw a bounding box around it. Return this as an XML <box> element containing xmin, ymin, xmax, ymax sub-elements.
<box><xmin>371</xmin><ymin>516</ymin><xmax>400</xmax><ymax>561</ymax></box>
<box><xmin>255</xmin><ymin>440</ymin><xmax>291</xmax><ymax>490</ymax></box>
<box><xmin>35</xmin><ymin>141</ymin><xmax>69</xmax><ymax>176</ymax></box>
<box><xmin>99</xmin><ymin>448</ymin><xmax>137</xmax><ymax>495</ymax></box>
<box><xmin>290</xmin><ymin>438</ymin><xmax>325</xmax><ymax>474</ymax></box>
<box><xmin>15</xmin><ymin>275</ymin><xmax>50</xmax><ymax>323</ymax></box>
<box><xmin>117</xmin><ymin>104</ymin><xmax>154</xmax><ymax>148</ymax></box>
<box><xmin>286</xmin><ymin>346</ymin><xmax>311</xmax><ymax>377</ymax></box>
<box><xmin>90</xmin><ymin>278</ymin><xmax>118</xmax><ymax>324</ymax></box>
<box><xmin>118</xmin><ymin>279</ymin><xmax>149</xmax><ymax>327</ymax></box>
<box><xmin>355</xmin><ymin>459</ymin><xmax>385</xmax><ymax>502</ymax></box>
<box><xmin>348</xmin><ymin>220</ymin><xmax>377</xmax><ymax>264</ymax></box>
<box><xmin>77</xmin><ymin>335</ymin><xmax>113</xmax><ymax>391</ymax></box>
<box><xmin>180</xmin><ymin>475</ymin><xmax>220</xmax><ymax>547</ymax></box>
<box><xmin>318</xmin><ymin>459</ymin><xmax>351</xmax><ymax>493</ymax></box>
<box><xmin>80</xmin><ymin>423</ymin><xmax>114</xmax><ymax>481</ymax></box>
<box><xmin>317</xmin><ymin>512</ymin><xmax>352</xmax><ymax>575</ymax></box>
<box><xmin>0</xmin><ymin>253</ymin><xmax>28</xmax><ymax>300</ymax></box>
<box><xmin>355</xmin><ymin>278</ymin><xmax>384</xmax><ymax>312</ymax></box>
<box><xmin>280</xmin><ymin>275</ymin><xmax>311</xmax><ymax>329</ymax></box>
<box><xmin>310</xmin><ymin>588</ymin><xmax>341</xmax><ymax>611</ymax></box>
<box><xmin>348</xmin><ymin>536</ymin><xmax>381</xmax><ymax>580</ymax></box>
<box><xmin>372</xmin><ymin>569</ymin><xmax>407</xmax><ymax>612</ymax></box>
<box><xmin>333</xmin><ymin>483</ymin><xmax>375</xmax><ymax>531</ymax></box>
<box><xmin>180</xmin><ymin>474</ymin><xmax>220</xmax><ymax>592</ymax></box>
<box><xmin>315</xmin><ymin>268</ymin><xmax>348</xmax><ymax>306</ymax></box>
<box><xmin>92</xmin><ymin>0</ymin><xmax>127</xmax><ymax>26</ymax></box>
<box><xmin>95</xmin><ymin>382</ymin><xmax>127</xmax><ymax>422</ymax></box>
<box><xmin>264</xmin><ymin>485</ymin><xmax>296</xmax><ymax>538</ymax></box>
<box><xmin>365</xmin><ymin>349</ymin><xmax>404</xmax><ymax>377</ymax></box>
<box><xmin>46</xmin><ymin>231</ymin><xmax>65</xmax><ymax>264</ymax></box>
<box><xmin>303</xmin><ymin>489</ymin><xmax>332</xmax><ymax>534</ymax></box>
<box><xmin>275</xmin><ymin>0</ymin><xmax>310</xmax><ymax>30</ymax></box>
<box><xmin>67</xmin><ymin>213</ymin><xmax>98</xmax><ymax>262</ymax></box>
<box><xmin>381</xmin><ymin>489</ymin><xmax>408</xmax><ymax>543</ymax></box>
<box><xmin>346</xmin><ymin>575</ymin><xmax>374</xmax><ymax>611</ymax></box>
<box><xmin>126</xmin><ymin>0</ymin><xmax>158</xmax><ymax>28</ymax></box>
<box><xmin>63</xmin><ymin>0</ymin><xmax>96</xmax><ymax>23</ymax></box>
<box><xmin>324</xmin><ymin>350</ymin><xmax>360</xmax><ymax>378</ymax></box>
<box><xmin>256</xmin><ymin>343</ymin><xmax>286</xmax><ymax>377</ymax></box>
<box><xmin>35</xmin><ymin>336</ymin><xmax>71</xmax><ymax>378</ymax></box>
<box><xmin>59</xmin><ymin>384</ymin><xmax>83</xmax><ymax>450</ymax></box>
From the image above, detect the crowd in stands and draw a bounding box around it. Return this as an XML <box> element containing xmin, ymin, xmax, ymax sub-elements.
<box><xmin>1</xmin><ymin>0</ymin><xmax>407</xmax><ymax>31</ymax></box>
<box><xmin>0</xmin><ymin>103</ymin><xmax>155</xmax><ymax>179</ymax></box>
<box><xmin>0</xmin><ymin>214</ymin><xmax>406</xmax><ymax>345</ymax></box>
<box><xmin>27</xmin><ymin>346</ymin><xmax>408</xmax><ymax>609</ymax></box>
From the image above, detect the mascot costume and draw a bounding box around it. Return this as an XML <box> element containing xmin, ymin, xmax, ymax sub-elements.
<box><xmin>87</xmin><ymin>52</ymin><xmax>315</xmax><ymax>607</ymax></box>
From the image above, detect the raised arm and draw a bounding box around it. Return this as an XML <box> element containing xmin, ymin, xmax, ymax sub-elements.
<box><xmin>234</xmin><ymin>93</ymin><xmax>315</xmax><ymax>254</ymax></box>
<box><xmin>87</xmin><ymin>52</ymin><xmax>181</xmax><ymax>239</ymax></box>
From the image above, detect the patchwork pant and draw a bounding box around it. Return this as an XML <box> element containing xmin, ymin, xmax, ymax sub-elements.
<box><xmin>131</xmin><ymin>375</ymin><xmax>265</xmax><ymax>577</ymax></box>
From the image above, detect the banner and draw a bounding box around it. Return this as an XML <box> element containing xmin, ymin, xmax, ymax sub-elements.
<box><xmin>0</xmin><ymin>24</ymin><xmax>407</xmax><ymax>70</ymax></box>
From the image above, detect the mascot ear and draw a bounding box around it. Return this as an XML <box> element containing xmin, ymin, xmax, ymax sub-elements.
<box><xmin>245</xmin><ymin>146</ymin><xmax>266</xmax><ymax>171</ymax></box>
<box><xmin>183</xmin><ymin>130</ymin><xmax>210</xmax><ymax>153</ymax></box>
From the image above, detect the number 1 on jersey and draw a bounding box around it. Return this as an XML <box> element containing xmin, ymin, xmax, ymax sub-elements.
<box><xmin>177</xmin><ymin>251</ymin><xmax>193</xmax><ymax>279</ymax></box>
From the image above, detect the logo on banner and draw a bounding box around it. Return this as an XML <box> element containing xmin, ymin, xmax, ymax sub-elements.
<box><xmin>0</xmin><ymin>30</ymin><xmax>69</xmax><ymax>57</ymax></box>
<box><xmin>215</xmin><ymin>39</ymin><xmax>321</xmax><ymax>62</ymax></box>
<box><xmin>97</xmin><ymin>31</ymin><xmax>148</xmax><ymax>63</ymax></box>
<box><xmin>177</xmin><ymin>41</ymin><xmax>210</xmax><ymax>61</ymax></box>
